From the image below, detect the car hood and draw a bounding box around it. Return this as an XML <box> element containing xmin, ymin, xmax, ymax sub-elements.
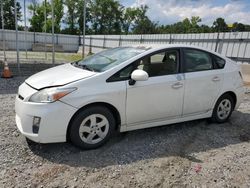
<box><xmin>25</xmin><ymin>63</ymin><xmax>96</xmax><ymax>90</ymax></box>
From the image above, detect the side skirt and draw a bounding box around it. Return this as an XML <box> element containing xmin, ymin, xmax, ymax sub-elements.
<box><xmin>119</xmin><ymin>110</ymin><xmax>213</xmax><ymax>132</ymax></box>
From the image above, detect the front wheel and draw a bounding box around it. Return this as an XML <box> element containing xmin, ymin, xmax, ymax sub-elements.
<box><xmin>211</xmin><ymin>94</ymin><xmax>235</xmax><ymax>123</ymax></box>
<box><xmin>69</xmin><ymin>106</ymin><xmax>116</xmax><ymax>149</ymax></box>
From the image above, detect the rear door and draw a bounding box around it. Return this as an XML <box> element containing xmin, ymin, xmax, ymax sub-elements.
<box><xmin>182</xmin><ymin>48</ymin><xmax>224</xmax><ymax>116</ymax></box>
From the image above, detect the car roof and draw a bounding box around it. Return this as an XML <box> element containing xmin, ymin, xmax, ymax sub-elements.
<box><xmin>131</xmin><ymin>43</ymin><xmax>206</xmax><ymax>51</ymax></box>
<box><xmin>129</xmin><ymin>43</ymin><xmax>226</xmax><ymax>59</ymax></box>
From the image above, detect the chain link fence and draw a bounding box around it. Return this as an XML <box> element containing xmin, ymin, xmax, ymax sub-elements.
<box><xmin>1</xmin><ymin>30</ymin><xmax>250</xmax><ymax>76</ymax></box>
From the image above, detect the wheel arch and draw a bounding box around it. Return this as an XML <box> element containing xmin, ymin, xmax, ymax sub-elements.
<box><xmin>66</xmin><ymin>102</ymin><xmax>121</xmax><ymax>141</ymax></box>
<box><xmin>215</xmin><ymin>91</ymin><xmax>237</xmax><ymax>109</ymax></box>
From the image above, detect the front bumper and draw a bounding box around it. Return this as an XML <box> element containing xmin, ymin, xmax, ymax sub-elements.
<box><xmin>15</xmin><ymin>83</ymin><xmax>77</xmax><ymax>143</ymax></box>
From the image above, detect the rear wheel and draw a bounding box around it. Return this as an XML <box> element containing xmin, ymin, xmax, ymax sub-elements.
<box><xmin>69</xmin><ymin>106</ymin><xmax>115</xmax><ymax>149</ymax></box>
<box><xmin>211</xmin><ymin>94</ymin><xmax>235</xmax><ymax>123</ymax></box>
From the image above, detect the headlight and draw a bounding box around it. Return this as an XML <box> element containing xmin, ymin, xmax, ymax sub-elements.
<box><xmin>29</xmin><ymin>87</ymin><xmax>77</xmax><ymax>103</ymax></box>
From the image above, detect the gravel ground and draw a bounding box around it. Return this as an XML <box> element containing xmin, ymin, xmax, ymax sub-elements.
<box><xmin>1</xmin><ymin>76</ymin><xmax>250</xmax><ymax>188</ymax></box>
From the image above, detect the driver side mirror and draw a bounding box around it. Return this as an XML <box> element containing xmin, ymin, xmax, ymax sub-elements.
<box><xmin>129</xmin><ymin>69</ymin><xmax>149</xmax><ymax>85</ymax></box>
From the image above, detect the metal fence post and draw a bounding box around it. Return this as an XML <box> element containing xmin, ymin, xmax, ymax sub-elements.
<box><xmin>103</xmin><ymin>35</ymin><xmax>106</xmax><ymax>49</ymax></box>
<box><xmin>89</xmin><ymin>36</ymin><xmax>92</xmax><ymax>54</ymax></box>
<box><xmin>82</xmin><ymin>0</ymin><xmax>86</xmax><ymax>58</ymax></box>
<box><xmin>214</xmin><ymin>32</ymin><xmax>220</xmax><ymax>52</ymax></box>
<box><xmin>14</xmin><ymin>0</ymin><xmax>20</xmax><ymax>76</ymax></box>
<box><xmin>33</xmin><ymin>32</ymin><xmax>36</xmax><ymax>43</ymax></box>
<box><xmin>1</xmin><ymin>0</ymin><xmax>6</xmax><ymax>61</ymax></box>
<box><xmin>44</xmin><ymin>0</ymin><xmax>47</xmax><ymax>59</ymax></box>
<box><xmin>217</xmin><ymin>32</ymin><xmax>225</xmax><ymax>54</ymax></box>
<box><xmin>118</xmin><ymin>35</ymin><xmax>122</xmax><ymax>46</ymax></box>
<box><xmin>51</xmin><ymin>0</ymin><xmax>55</xmax><ymax>65</ymax></box>
<box><xmin>24</xmin><ymin>0</ymin><xmax>27</xmax><ymax>59</ymax></box>
<box><xmin>140</xmin><ymin>35</ymin><xmax>143</xmax><ymax>44</ymax></box>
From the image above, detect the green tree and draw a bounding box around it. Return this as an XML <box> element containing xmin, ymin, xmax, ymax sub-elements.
<box><xmin>131</xmin><ymin>5</ymin><xmax>158</xmax><ymax>34</ymax></box>
<box><xmin>199</xmin><ymin>24</ymin><xmax>212</xmax><ymax>33</ymax></box>
<box><xmin>232</xmin><ymin>22</ymin><xmax>245</xmax><ymax>32</ymax></box>
<box><xmin>182</xmin><ymin>18</ymin><xmax>191</xmax><ymax>33</ymax></box>
<box><xmin>61</xmin><ymin>0</ymin><xmax>91</xmax><ymax>35</ymax></box>
<box><xmin>63</xmin><ymin>0</ymin><xmax>78</xmax><ymax>34</ymax></box>
<box><xmin>122</xmin><ymin>7</ymin><xmax>141</xmax><ymax>34</ymax></box>
<box><xmin>28</xmin><ymin>2</ymin><xmax>45</xmax><ymax>32</ymax></box>
<box><xmin>53</xmin><ymin>0</ymin><xmax>64</xmax><ymax>33</ymax></box>
<box><xmin>77</xmin><ymin>0</ymin><xmax>91</xmax><ymax>35</ymax></box>
<box><xmin>189</xmin><ymin>16</ymin><xmax>201</xmax><ymax>33</ymax></box>
<box><xmin>245</xmin><ymin>25</ymin><xmax>250</xmax><ymax>31</ymax></box>
<box><xmin>0</xmin><ymin>0</ymin><xmax>22</xmax><ymax>30</ymax></box>
<box><xmin>213</xmin><ymin>17</ymin><xmax>228</xmax><ymax>32</ymax></box>
<box><xmin>89</xmin><ymin>0</ymin><xmax>123</xmax><ymax>34</ymax></box>
<box><xmin>156</xmin><ymin>24</ymin><xmax>170</xmax><ymax>34</ymax></box>
<box><xmin>28</xmin><ymin>0</ymin><xmax>63</xmax><ymax>33</ymax></box>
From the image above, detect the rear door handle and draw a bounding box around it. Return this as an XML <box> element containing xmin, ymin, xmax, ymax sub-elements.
<box><xmin>172</xmin><ymin>82</ymin><xmax>183</xmax><ymax>89</ymax></box>
<box><xmin>212</xmin><ymin>76</ymin><xmax>220</xmax><ymax>82</ymax></box>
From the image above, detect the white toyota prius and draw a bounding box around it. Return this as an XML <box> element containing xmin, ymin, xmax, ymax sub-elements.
<box><xmin>15</xmin><ymin>44</ymin><xmax>244</xmax><ymax>149</ymax></box>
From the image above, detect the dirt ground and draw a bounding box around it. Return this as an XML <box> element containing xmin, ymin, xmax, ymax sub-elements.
<box><xmin>0</xmin><ymin>75</ymin><xmax>250</xmax><ymax>188</ymax></box>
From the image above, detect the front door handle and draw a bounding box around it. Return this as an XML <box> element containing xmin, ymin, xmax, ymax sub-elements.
<box><xmin>212</xmin><ymin>76</ymin><xmax>220</xmax><ymax>82</ymax></box>
<box><xmin>172</xmin><ymin>82</ymin><xmax>183</xmax><ymax>89</ymax></box>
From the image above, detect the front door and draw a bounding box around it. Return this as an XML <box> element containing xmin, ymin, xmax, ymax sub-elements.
<box><xmin>126</xmin><ymin>49</ymin><xmax>185</xmax><ymax>126</ymax></box>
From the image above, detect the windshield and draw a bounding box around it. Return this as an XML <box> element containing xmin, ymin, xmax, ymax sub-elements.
<box><xmin>73</xmin><ymin>47</ymin><xmax>147</xmax><ymax>72</ymax></box>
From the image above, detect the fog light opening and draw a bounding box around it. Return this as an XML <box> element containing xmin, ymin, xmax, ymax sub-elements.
<box><xmin>32</xmin><ymin>116</ymin><xmax>41</xmax><ymax>134</ymax></box>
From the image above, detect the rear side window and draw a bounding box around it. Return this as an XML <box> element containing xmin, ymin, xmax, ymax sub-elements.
<box><xmin>213</xmin><ymin>55</ymin><xmax>226</xmax><ymax>69</ymax></box>
<box><xmin>183</xmin><ymin>49</ymin><xmax>213</xmax><ymax>72</ymax></box>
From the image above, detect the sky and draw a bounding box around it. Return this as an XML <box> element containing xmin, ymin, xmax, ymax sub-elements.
<box><xmin>120</xmin><ymin>0</ymin><xmax>250</xmax><ymax>26</ymax></box>
<box><xmin>17</xmin><ymin>0</ymin><xmax>250</xmax><ymax>27</ymax></box>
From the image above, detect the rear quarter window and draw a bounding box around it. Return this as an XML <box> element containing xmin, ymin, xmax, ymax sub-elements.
<box><xmin>213</xmin><ymin>55</ymin><xmax>226</xmax><ymax>69</ymax></box>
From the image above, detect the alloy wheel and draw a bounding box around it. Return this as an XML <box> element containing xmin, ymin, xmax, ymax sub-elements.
<box><xmin>217</xmin><ymin>99</ymin><xmax>232</xmax><ymax>120</ymax></box>
<box><xmin>78</xmin><ymin>114</ymin><xmax>109</xmax><ymax>144</ymax></box>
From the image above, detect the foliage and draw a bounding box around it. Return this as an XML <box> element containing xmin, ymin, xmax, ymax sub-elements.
<box><xmin>77</xmin><ymin>0</ymin><xmax>91</xmax><ymax>35</ymax></box>
<box><xmin>0</xmin><ymin>0</ymin><xmax>22</xmax><ymax>30</ymax></box>
<box><xmin>212</xmin><ymin>17</ymin><xmax>228</xmax><ymax>32</ymax></box>
<box><xmin>28</xmin><ymin>1</ymin><xmax>45</xmax><ymax>32</ymax></box>
<box><xmin>122</xmin><ymin>6</ymin><xmax>154</xmax><ymax>34</ymax></box>
<box><xmin>130</xmin><ymin>5</ymin><xmax>158</xmax><ymax>34</ymax></box>
<box><xmin>232</xmin><ymin>22</ymin><xmax>246</xmax><ymax>32</ymax></box>
<box><xmin>63</xmin><ymin>0</ymin><xmax>78</xmax><ymax>34</ymax></box>
<box><xmin>28</xmin><ymin>0</ymin><xmax>63</xmax><ymax>33</ymax></box>
<box><xmin>89</xmin><ymin>0</ymin><xmax>123</xmax><ymax>34</ymax></box>
<box><xmin>2</xmin><ymin>0</ymin><xmax>250</xmax><ymax>34</ymax></box>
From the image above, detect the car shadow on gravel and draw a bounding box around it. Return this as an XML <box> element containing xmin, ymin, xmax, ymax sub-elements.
<box><xmin>27</xmin><ymin>111</ymin><xmax>250</xmax><ymax>168</ymax></box>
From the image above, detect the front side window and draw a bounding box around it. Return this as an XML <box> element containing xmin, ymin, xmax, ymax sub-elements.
<box><xmin>184</xmin><ymin>49</ymin><xmax>213</xmax><ymax>72</ymax></box>
<box><xmin>137</xmin><ymin>50</ymin><xmax>179</xmax><ymax>77</ymax></box>
<box><xmin>107</xmin><ymin>49</ymin><xmax>179</xmax><ymax>82</ymax></box>
<box><xmin>73</xmin><ymin>47</ymin><xmax>148</xmax><ymax>72</ymax></box>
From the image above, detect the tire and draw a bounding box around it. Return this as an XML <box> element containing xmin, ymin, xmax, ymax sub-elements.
<box><xmin>211</xmin><ymin>94</ymin><xmax>235</xmax><ymax>123</ymax></box>
<box><xmin>69</xmin><ymin>106</ymin><xmax>116</xmax><ymax>149</ymax></box>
